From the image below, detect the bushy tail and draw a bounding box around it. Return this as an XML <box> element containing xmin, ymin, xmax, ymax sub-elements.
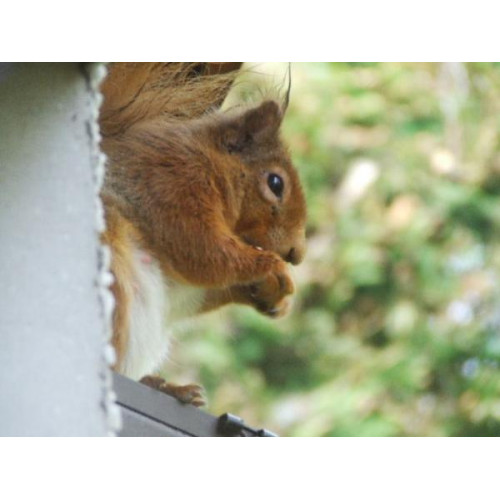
<box><xmin>99</xmin><ymin>62</ymin><xmax>242</xmax><ymax>137</ymax></box>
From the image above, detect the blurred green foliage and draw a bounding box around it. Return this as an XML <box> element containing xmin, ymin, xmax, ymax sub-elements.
<box><xmin>166</xmin><ymin>63</ymin><xmax>500</xmax><ymax>436</ymax></box>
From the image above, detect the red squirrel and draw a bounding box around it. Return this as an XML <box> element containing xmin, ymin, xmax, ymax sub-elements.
<box><xmin>99</xmin><ymin>63</ymin><xmax>307</xmax><ymax>406</ymax></box>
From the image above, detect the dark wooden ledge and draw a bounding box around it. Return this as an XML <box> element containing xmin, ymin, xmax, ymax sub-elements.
<box><xmin>113</xmin><ymin>373</ymin><xmax>277</xmax><ymax>437</ymax></box>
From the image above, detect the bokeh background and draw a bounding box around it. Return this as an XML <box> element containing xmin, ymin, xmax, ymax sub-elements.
<box><xmin>165</xmin><ymin>62</ymin><xmax>500</xmax><ymax>437</ymax></box>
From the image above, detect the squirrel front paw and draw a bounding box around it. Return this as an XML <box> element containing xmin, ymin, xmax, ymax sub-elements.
<box><xmin>244</xmin><ymin>259</ymin><xmax>295</xmax><ymax>318</ymax></box>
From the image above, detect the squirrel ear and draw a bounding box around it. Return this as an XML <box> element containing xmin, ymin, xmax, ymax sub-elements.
<box><xmin>222</xmin><ymin>100</ymin><xmax>283</xmax><ymax>153</ymax></box>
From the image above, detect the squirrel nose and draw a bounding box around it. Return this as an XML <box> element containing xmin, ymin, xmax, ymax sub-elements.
<box><xmin>285</xmin><ymin>244</ymin><xmax>305</xmax><ymax>265</ymax></box>
<box><xmin>284</xmin><ymin>234</ymin><xmax>306</xmax><ymax>265</ymax></box>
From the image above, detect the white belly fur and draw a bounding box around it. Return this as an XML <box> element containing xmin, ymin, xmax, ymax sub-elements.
<box><xmin>121</xmin><ymin>245</ymin><xmax>205</xmax><ymax>380</ymax></box>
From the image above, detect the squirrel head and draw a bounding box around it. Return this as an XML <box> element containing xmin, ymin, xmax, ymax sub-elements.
<box><xmin>210</xmin><ymin>100</ymin><xmax>307</xmax><ymax>265</ymax></box>
<box><xmin>105</xmin><ymin>98</ymin><xmax>307</xmax><ymax>267</ymax></box>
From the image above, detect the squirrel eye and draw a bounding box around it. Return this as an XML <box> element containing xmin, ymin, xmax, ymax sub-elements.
<box><xmin>267</xmin><ymin>173</ymin><xmax>284</xmax><ymax>198</ymax></box>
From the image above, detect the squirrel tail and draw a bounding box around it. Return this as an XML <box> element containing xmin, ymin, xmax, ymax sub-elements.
<box><xmin>99</xmin><ymin>62</ymin><xmax>243</xmax><ymax>137</ymax></box>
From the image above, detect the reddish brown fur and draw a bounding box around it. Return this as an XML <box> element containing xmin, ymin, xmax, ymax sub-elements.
<box><xmin>100</xmin><ymin>62</ymin><xmax>242</xmax><ymax>136</ymax></box>
<box><xmin>99</xmin><ymin>63</ymin><xmax>307</xmax><ymax>374</ymax></box>
<box><xmin>100</xmin><ymin>201</ymin><xmax>134</xmax><ymax>369</ymax></box>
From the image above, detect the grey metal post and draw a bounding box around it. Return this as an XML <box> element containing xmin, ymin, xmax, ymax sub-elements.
<box><xmin>0</xmin><ymin>63</ymin><xmax>120</xmax><ymax>436</ymax></box>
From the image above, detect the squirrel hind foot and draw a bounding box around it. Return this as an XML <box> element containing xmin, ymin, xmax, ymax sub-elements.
<box><xmin>139</xmin><ymin>375</ymin><xmax>206</xmax><ymax>407</ymax></box>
